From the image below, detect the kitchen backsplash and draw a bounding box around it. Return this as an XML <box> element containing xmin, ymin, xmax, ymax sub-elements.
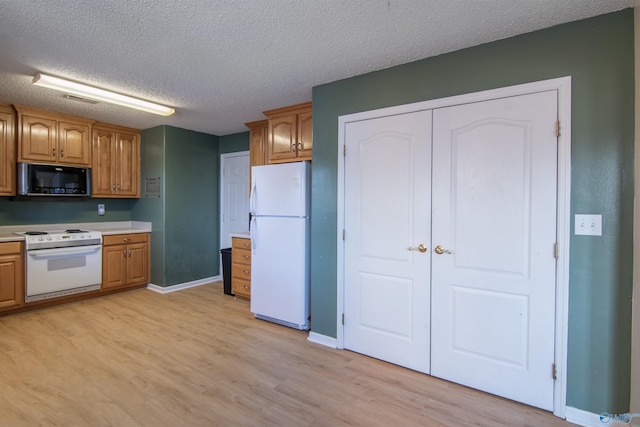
<box><xmin>0</xmin><ymin>198</ymin><xmax>134</xmax><ymax>226</ymax></box>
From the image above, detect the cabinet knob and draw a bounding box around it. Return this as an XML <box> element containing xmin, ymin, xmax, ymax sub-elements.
<box><xmin>113</xmin><ymin>184</ymin><xmax>116</xmax><ymax>191</ymax></box>
<box><xmin>60</xmin><ymin>149</ymin><xmax>64</xmax><ymax>157</ymax></box>
<box><xmin>52</xmin><ymin>148</ymin><xmax>56</xmax><ymax>156</ymax></box>
<box><xmin>123</xmin><ymin>238</ymin><xmax>131</xmax><ymax>242</ymax></box>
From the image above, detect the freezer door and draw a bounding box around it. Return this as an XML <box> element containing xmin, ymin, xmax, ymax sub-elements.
<box><xmin>250</xmin><ymin>161</ymin><xmax>309</xmax><ymax>217</ymax></box>
<box><xmin>250</xmin><ymin>216</ymin><xmax>309</xmax><ymax>329</ymax></box>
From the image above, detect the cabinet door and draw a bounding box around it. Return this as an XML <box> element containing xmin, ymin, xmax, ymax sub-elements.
<box><xmin>249</xmin><ymin>125</ymin><xmax>267</xmax><ymax>169</ymax></box>
<box><xmin>58</xmin><ymin>121</ymin><xmax>91</xmax><ymax>166</ymax></box>
<box><xmin>297</xmin><ymin>111</ymin><xmax>313</xmax><ymax>161</ymax></box>
<box><xmin>126</xmin><ymin>242</ymin><xmax>148</xmax><ymax>285</ymax></box>
<box><xmin>0</xmin><ymin>108</ymin><xmax>15</xmax><ymax>196</ymax></box>
<box><xmin>267</xmin><ymin>114</ymin><xmax>297</xmax><ymax>163</ymax></box>
<box><xmin>92</xmin><ymin>128</ymin><xmax>116</xmax><ymax>196</ymax></box>
<box><xmin>102</xmin><ymin>244</ymin><xmax>127</xmax><ymax>289</ymax></box>
<box><xmin>0</xmin><ymin>245</ymin><xmax>23</xmax><ymax>310</ymax></box>
<box><xmin>20</xmin><ymin>115</ymin><xmax>57</xmax><ymax>162</ymax></box>
<box><xmin>117</xmin><ymin>131</ymin><xmax>140</xmax><ymax>197</ymax></box>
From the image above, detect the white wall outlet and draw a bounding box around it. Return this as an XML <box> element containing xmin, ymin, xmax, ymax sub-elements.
<box><xmin>98</xmin><ymin>203</ymin><xmax>105</xmax><ymax>216</ymax></box>
<box><xmin>575</xmin><ymin>214</ymin><xmax>602</xmax><ymax>236</ymax></box>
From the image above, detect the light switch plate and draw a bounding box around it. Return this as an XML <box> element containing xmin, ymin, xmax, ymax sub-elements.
<box><xmin>98</xmin><ymin>203</ymin><xmax>105</xmax><ymax>216</ymax></box>
<box><xmin>575</xmin><ymin>214</ymin><xmax>602</xmax><ymax>236</ymax></box>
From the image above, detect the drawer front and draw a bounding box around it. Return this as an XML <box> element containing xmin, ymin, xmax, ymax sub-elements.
<box><xmin>103</xmin><ymin>233</ymin><xmax>148</xmax><ymax>246</ymax></box>
<box><xmin>232</xmin><ymin>263</ymin><xmax>251</xmax><ymax>281</ymax></box>
<box><xmin>232</xmin><ymin>247</ymin><xmax>251</xmax><ymax>266</ymax></box>
<box><xmin>232</xmin><ymin>237</ymin><xmax>251</xmax><ymax>251</ymax></box>
<box><xmin>232</xmin><ymin>277</ymin><xmax>251</xmax><ymax>298</ymax></box>
<box><xmin>0</xmin><ymin>241</ymin><xmax>22</xmax><ymax>255</ymax></box>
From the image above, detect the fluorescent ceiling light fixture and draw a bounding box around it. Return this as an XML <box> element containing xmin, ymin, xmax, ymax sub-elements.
<box><xmin>32</xmin><ymin>73</ymin><xmax>175</xmax><ymax>116</ymax></box>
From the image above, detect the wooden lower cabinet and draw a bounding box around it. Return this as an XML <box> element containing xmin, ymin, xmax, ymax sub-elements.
<box><xmin>102</xmin><ymin>233</ymin><xmax>149</xmax><ymax>290</ymax></box>
<box><xmin>231</xmin><ymin>237</ymin><xmax>251</xmax><ymax>300</ymax></box>
<box><xmin>0</xmin><ymin>242</ymin><xmax>24</xmax><ymax>311</ymax></box>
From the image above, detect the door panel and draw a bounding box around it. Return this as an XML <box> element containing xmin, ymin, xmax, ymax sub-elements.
<box><xmin>343</xmin><ymin>110</ymin><xmax>431</xmax><ymax>373</ymax></box>
<box><xmin>431</xmin><ymin>91</ymin><xmax>558</xmax><ymax>410</ymax></box>
<box><xmin>220</xmin><ymin>153</ymin><xmax>250</xmax><ymax>249</ymax></box>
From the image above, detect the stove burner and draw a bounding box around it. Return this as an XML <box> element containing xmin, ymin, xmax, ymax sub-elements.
<box><xmin>65</xmin><ymin>229</ymin><xmax>86</xmax><ymax>233</ymax></box>
<box><xmin>24</xmin><ymin>231</ymin><xmax>48</xmax><ymax>235</ymax></box>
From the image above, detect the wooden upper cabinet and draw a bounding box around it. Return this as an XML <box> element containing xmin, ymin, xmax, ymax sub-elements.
<box><xmin>58</xmin><ymin>121</ymin><xmax>92</xmax><ymax>165</ymax></box>
<box><xmin>19</xmin><ymin>114</ymin><xmax>57</xmax><ymax>163</ymax></box>
<box><xmin>246</xmin><ymin>119</ymin><xmax>268</xmax><ymax>176</ymax></box>
<box><xmin>264</xmin><ymin>102</ymin><xmax>312</xmax><ymax>164</ymax></box>
<box><xmin>92</xmin><ymin>128</ymin><xmax>117</xmax><ymax>196</ymax></box>
<box><xmin>14</xmin><ymin>105</ymin><xmax>94</xmax><ymax>166</ymax></box>
<box><xmin>297</xmin><ymin>110</ymin><xmax>313</xmax><ymax>160</ymax></box>
<box><xmin>91</xmin><ymin>124</ymin><xmax>140</xmax><ymax>198</ymax></box>
<box><xmin>116</xmin><ymin>131</ymin><xmax>139</xmax><ymax>197</ymax></box>
<box><xmin>0</xmin><ymin>105</ymin><xmax>16</xmax><ymax>196</ymax></box>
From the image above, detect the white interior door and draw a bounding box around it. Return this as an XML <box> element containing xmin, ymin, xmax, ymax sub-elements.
<box><xmin>343</xmin><ymin>110</ymin><xmax>432</xmax><ymax>373</ymax></box>
<box><xmin>430</xmin><ymin>91</ymin><xmax>558</xmax><ymax>410</ymax></box>
<box><xmin>220</xmin><ymin>152</ymin><xmax>250</xmax><ymax>250</ymax></box>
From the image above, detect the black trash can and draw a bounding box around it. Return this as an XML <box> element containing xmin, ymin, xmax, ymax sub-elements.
<box><xmin>220</xmin><ymin>248</ymin><xmax>233</xmax><ymax>295</ymax></box>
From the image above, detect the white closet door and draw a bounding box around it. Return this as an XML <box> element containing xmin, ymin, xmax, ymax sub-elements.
<box><xmin>430</xmin><ymin>91</ymin><xmax>558</xmax><ymax>410</ymax></box>
<box><xmin>343</xmin><ymin>110</ymin><xmax>432</xmax><ymax>373</ymax></box>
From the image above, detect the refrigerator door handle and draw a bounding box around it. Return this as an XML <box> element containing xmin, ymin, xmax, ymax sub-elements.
<box><xmin>249</xmin><ymin>178</ymin><xmax>257</xmax><ymax>215</ymax></box>
<box><xmin>250</xmin><ymin>215</ymin><xmax>257</xmax><ymax>251</ymax></box>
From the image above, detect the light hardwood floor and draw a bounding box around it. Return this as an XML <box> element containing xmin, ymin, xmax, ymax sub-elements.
<box><xmin>0</xmin><ymin>283</ymin><xmax>577</xmax><ymax>426</ymax></box>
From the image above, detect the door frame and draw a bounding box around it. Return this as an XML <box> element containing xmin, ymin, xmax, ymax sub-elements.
<box><xmin>337</xmin><ymin>76</ymin><xmax>572</xmax><ymax>418</ymax></box>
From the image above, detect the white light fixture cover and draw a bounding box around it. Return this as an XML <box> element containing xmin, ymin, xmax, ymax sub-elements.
<box><xmin>32</xmin><ymin>73</ymin><xmax>175</xmax><ymax>117</ymax></box>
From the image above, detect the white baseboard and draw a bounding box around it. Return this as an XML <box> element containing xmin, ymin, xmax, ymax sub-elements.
<box><xmin>565</xmin><ymin>406</ymin><xmax>637</xmax><ymax>427</ymax></box>
<box><xmin>147</xmin><ymin>276</ymin><xmax>220</xmax><ymax>294</ymax></box>
<box><xmin>307</xmin><ymin>331</ymin><xmax>337</xmax><ymax>348</ymax></box>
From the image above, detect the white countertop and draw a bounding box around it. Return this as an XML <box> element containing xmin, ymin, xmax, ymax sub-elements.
<box><xmin>230</xmin><ymin>232</ymin><xmax>250</xmax><ymax>239</ymax></box>
<box><xmin>0</xmin><ymin>221</ymin><xmax>152</xmax><ymax>243</ymax></box>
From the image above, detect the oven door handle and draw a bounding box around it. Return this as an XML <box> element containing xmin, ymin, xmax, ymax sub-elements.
<box><xmin>27</xmin><ymin>244</ymin><xmax>102</xmax><ymax>258</ymax></box>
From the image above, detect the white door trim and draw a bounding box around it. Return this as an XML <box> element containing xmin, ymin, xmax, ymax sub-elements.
<box><xmin>337</xmin><ymin>76</ymin><xmax>571</xmax><ymax>418</ymax></box>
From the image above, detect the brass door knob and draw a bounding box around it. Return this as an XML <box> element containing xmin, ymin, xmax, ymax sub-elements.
<box><xmin>408</xmin><ymin>244</ymin><xmax>428</xmax><ymax>253</ymax></box>
<box><xmin>434</xmin><ymin>245</ymin><xmax>453</xmax><ymax>255</ymax></box>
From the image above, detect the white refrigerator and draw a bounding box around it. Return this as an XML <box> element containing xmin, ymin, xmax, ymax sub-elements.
<box><xmin>249</xmin><ymin>161</ymin><xmax>310</xmax><ymax>330</ymax></box>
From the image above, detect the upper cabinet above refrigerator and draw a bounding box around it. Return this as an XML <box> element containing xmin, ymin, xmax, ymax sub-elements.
<box><xmin>263</xmin><ymin>102</ymin><xmax>312</xmax><ymax>164</ymax></box>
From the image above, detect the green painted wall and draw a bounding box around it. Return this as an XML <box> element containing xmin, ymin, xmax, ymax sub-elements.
<box><xmin>0</xmin><ymin>197</ymin><xmax>132</xmax><ymax>225</ymax></box>
<box><xmin>132</xmin><ymin>126</ymin><xmax>166</xmax><ymax>285</ymax></box>
<box><xmin>219</xmin><ymin>131</ymin><xmax>249</xmax><ymax>154</ymax></box>
<box><xmin>131</xmin><ymin>127</ymin><xmax>248</xmax><ymax>287</ymax></box>
<box><xmin>133</xmin><ymin>125</ymin><xmax>220</xmax><ymax>286</ymax></box>
<box><xmin>310</xmin><ymin>10</ymin><xmax>634</xmax><ymax>414</ymax></box>
<box><xmin>164</xmin><ymin>126</ymin><xmax>219</xmax><ymax>286</ymax></box>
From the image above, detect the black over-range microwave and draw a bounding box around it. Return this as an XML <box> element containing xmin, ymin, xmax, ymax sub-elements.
<box><xmin>17</xmin><ymin>162</ymin><xmax>91</xmax><ymax>197</ymax></box>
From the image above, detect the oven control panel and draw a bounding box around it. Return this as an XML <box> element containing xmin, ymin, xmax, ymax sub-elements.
<box><xmin>18</xmin><ymin>230</ymin><xmax>103</xmax><ymax>250</ymax></box>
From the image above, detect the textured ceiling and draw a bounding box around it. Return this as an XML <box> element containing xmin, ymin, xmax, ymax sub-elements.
<box><xmin>0</xmin><ymin>0</ymin><xmax>636</xmax><ymax>136</ymax></box>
